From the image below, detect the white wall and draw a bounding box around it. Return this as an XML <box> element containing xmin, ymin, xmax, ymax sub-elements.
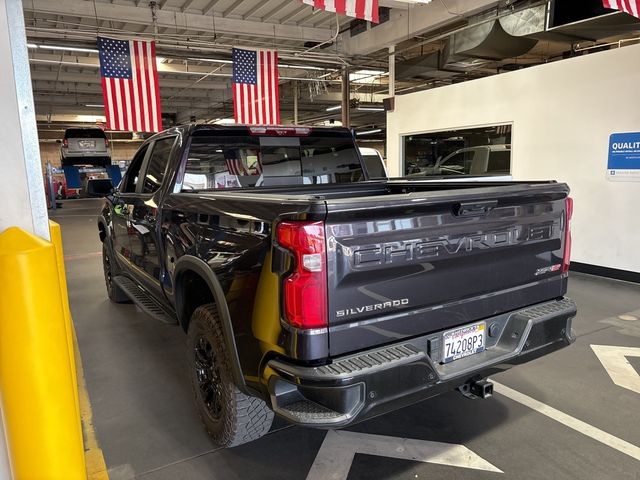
<box><xmin>387</xmin><ymin>43</ymin><xmax>640</xmax><ymax>273</ymax></box>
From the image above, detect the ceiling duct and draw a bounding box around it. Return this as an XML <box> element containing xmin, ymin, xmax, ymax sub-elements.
<box><xmin>395</xmin><ymin>49</ymin><xmax>457</xmax><ymax>80</ymax></box>
<box><xmin>394</xmin><ymin>1</ymin><xmax>640</xmax><ymax>81</ymax></box>
<box><xmin>450</xmin><ymin>11</ymin><xmax>539</xmax><ymax>60</ymax></box>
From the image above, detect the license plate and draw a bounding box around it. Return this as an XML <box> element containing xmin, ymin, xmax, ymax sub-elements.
<box><xmin>78</xmin><ymin>140</ymin><xmax>95</xmax><ymax>148</ymax></box>
<box><xmin>442</xmin><ymin>322</ymin><xmax>486</xmax><ymax>363</ymax></box>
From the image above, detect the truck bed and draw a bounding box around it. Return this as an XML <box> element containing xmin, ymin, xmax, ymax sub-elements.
<box><xmin>177</xmin><ymin>180</ymin><xmax>569</xmax><ymax>359</ymax></box>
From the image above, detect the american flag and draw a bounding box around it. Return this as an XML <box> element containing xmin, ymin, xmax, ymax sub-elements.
<box><xmin>97</xmin><ymin>37</ymin><xmax>162</xmax><ymax>132</ymax></box>
<box><xmin>232</xmin><ymin>48</ymin><xmax>280</xmax><ymax>125</ymax></box>
<box><xmin>602</xmin><ymin>0</ymin><xmax>640</xmax><ymax>17</ymax></box>
<box><xmin>300</xmin><ymin>0</ymin><xmax>379</xmax><ymax>23</ymax></box>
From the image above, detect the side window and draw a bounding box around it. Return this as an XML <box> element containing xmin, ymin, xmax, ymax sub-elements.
<box><xmin>121</xmin><ymin>145</ymin><xmax>149</xmax><ymax>193</ymax></box>
<box><xmin>142</xmin><ymin>137</ymin><xmax>176</xmax><ymax>194</ymax></box>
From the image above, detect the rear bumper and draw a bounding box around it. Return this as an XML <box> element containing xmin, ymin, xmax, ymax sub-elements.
<box><xmin>266</xmin><ymin>297</ymin><xmax>576</xmax><ymax>427</ymax></box>
<box><xmin>61</xmin><ymin>154</ymin><xmax>111</xmax><ymax>167</ymax></box>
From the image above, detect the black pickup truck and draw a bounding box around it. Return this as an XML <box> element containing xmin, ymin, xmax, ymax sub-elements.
<box><xmin>98</xmin><ymin>124</ymin><xmax>577</xmax><ymax>447</ymax></box>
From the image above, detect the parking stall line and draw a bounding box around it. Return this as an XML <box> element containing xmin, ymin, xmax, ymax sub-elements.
<box><xmin>74</xmin><ymin>331</ymin><xmax>110</xmax><ymax>480</ymax></box>
<box><xmin>65</xmin><ymin>252</ymin><xmax>102</xmax><ymax>261</ymax></box>
<box><xmin>492</xmin><ymin>381</ymin><xmax>640</xmax><ymax>462</ymax></box>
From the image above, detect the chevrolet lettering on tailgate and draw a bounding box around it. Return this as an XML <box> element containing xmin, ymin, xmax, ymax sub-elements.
<box><xmin>352</xmin><ymin>223</ymin><xmax>554</xmax><ymax>267</ymax></box>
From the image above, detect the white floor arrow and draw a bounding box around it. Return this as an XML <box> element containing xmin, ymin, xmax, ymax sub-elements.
<box><xmin>591</xmin><ymin>344</ymin><xmax>640</xmax><ymax>395</ymax></box>
<box><xmin>306</xmin><ymin>430</ymin><xmax>502</xmax><ymax>480</ymax></box>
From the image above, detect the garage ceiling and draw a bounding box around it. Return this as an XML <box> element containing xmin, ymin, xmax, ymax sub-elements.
<box><xmin>23</xmin><ymin>0</ymin><xmax>640</xmax><ymax>138</ymax></box>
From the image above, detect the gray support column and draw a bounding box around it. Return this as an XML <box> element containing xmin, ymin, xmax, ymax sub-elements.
<box><xmin>341</xmin><ymin>66</ymin><xmax>350</xmax><ymax>127</ymax></box>
<box><xmin>0</xmin><ymin>0</ymin><xmax>49</xmax><ymax>240</ymax></box>
<box><xmin>389</xmin><ymin>45</ymin><xmax>395</xmax><ymax>98</ymax></box>
<box><xmin>293</xmin><ymin>81</ymin><xmax>299</xmax><ymax>125</ymax></box>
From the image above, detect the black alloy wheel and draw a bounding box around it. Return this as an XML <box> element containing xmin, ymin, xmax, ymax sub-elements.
<box><xmin>193</xmin><ymin>335</ymin><xmax>223</xmax><ymax>420</ymax></box>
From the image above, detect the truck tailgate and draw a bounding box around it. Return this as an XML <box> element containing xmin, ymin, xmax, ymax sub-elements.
<box><xmin>324</xmin><ymin>183</ymin><xmax>570</xmax><ymax>356</ymax></box>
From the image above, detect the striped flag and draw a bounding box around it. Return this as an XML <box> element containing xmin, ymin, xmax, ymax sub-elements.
<box><xmin>97</xmin><ymin>37</ymin><xmax>162</xmax><ymax>132</ymax></box>
<box><xmin>603</xmin><ymin>0</ymin><xmax>640</xmax><ymax>17</ymax></box>
<box><xmin>300</xmin><ymin>0</ymin><xmax>379</xmax><ymax>23</ymax></box>
<box><xmin>232</xmin><ymin>48</ymin><xmax>280</xmax><ymax>125</ymax></box>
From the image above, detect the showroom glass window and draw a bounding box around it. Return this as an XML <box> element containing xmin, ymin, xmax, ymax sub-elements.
<box><xmin>403</xmin><ymin>124</ymin><xmax>512</xmax><ymax>177</ymax></box>
<box><xmin>179</xmin><ymin>133</ymin><xmax>363</xmax><ymax>191</ymax></box>
<box><xmin>142</xmin><ymin>137</ymin><xmax>176</xmax><ymax>193</ymax></box>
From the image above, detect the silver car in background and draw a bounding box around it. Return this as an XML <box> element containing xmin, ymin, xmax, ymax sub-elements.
<box><xmin>60</xmin><ymin>128</ymin><xmax>111</xmax><ymax>167</ymax></box>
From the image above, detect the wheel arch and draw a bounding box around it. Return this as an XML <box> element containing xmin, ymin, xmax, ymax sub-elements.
<box><xmin>173</xmin><ymin>255</ymin><xmax>247</xmax><ymax>392</ymax></box>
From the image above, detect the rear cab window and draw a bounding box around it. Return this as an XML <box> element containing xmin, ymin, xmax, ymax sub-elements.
<box><xmin>178</xmin><ymin>128</ymin><xmax>364</xmax><ymax>191</ymax></box>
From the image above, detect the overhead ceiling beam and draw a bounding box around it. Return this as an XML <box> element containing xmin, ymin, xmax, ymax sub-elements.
<box><xmin>24</xmin><ymin>0</ymin><xmax>332</xmax><ymax>42</ymax></box>
<box><xmin>222</xmin><ymin>0</ymin><xmax>245</xmax><ymax>17</ymax></box>
<box><xmin>202</xmin><ymin>0</ymin><xmax>221</xmax><ymax>15</ymax></box>
<box><xmin>281</xmin><ymin>5</ymin><xmax>309</xmax><ymax>24</ymax></box>
<box><xmin>261</xmin><ymin>0</ymin><xmax>292</xmax><ymax>22</ymax></box>
<box><xmin>181</xmin><ymin>0</ymin><xmax>196</xmax><ymax>12</ymax></box>
<box><xmin>242</xmin><ymin>1</ymin><xmax>269</xmax><ymax>19</ymax></box>
<box><xmin>312</xmin><ymin>12</ymin><xmax>338</xmax><ymax>28</ymax></box>
<box><xmin>29</xmin><ymin>70</ymin><xmax>230</xmax><ymax>90</ymax></box>
<box><xmin>295</xmin><ymin>9</ymin><xmax>319</xmax><ymax>25</ymax></box>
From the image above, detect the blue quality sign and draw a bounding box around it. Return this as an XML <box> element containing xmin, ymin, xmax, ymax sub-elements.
<box><xmin>607</xmin><ymin>132</ymin><xmax>640</xmax><ymax>181</ymax></box>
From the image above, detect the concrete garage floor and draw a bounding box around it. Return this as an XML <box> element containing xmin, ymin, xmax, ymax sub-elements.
<box><xmin>53</xmin><ymin>199</ymin><xmax>640</xmax><ymax>480</ymax></box>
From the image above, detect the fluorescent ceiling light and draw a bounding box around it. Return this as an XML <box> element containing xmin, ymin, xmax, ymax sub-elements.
<box><xmin>326</xmin><ymin>105</ymin><xmax>342</xmax><ymax>111</ymax></box>
<box><xmin>85</xmin><ymin>104</ymin><xmax>104</xmax><ymax>108</ymax></box>
<box><xmin>188</xmin><ymin>57</ymin><xmax>234</xmax><ymax>64</ymax></box>
<box><xmin>350</xmin><ymin>69</ymin><xmax>389</xmax><ymax>84</ymax></box>
<box><xmin>357</xmin><ymin>106</ymin><xmax>385</xmax><ymax>112</ymax></box>
<box><xmin>37</xmin><ymin>44</ymin><xmax>99</xmax><ymax>53</ymax></box>
<box><xmin>279</xmin><ymin>63</ymin><xmax>326</xmax><ymax>71</ymax></box>
<box><xmin>357</xmin><ymin>128</ymin><xmax>382</xmax><ymax>136</ymax></box>
<box><xmin>214</xmin><ymin>118</ymin><xmax>235</xmax><ymax>125</ymax></box>
<box><xmin>73</xmin><ymin>115</ymin><xmax>106</xmax><ymax>122</ymax></box>
<box><xmin>356</xmin><ymin>69</ymin><xmax>387</xmax><ymax>75</ymax></box>
<box><xmin>188</xmin><ymin>57</ymin><xmax>327</xmax><ymax>71</ymax></box>
<box><xmin>27</xmin><ymin>43</ymin><xmax>38</xmax><ymax>49</ymax></box>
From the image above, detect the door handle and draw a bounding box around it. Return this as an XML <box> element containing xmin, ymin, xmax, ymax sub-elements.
<box><xmin>453</xmin><ymin>200</ymin><xmax>498</xmax><ymax>217</ymax></box>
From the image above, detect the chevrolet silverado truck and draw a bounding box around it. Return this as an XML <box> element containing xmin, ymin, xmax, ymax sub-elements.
<box><xmin>98</xmin><ymin>124</ymin><xmax>577</xmax><ymax>447</ymax></box>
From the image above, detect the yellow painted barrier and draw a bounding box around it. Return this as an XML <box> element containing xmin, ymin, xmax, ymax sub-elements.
<box><xmin>0</xmin><ymin>225</ymin><xmax>86</xmax><ymax>479</ymax></box>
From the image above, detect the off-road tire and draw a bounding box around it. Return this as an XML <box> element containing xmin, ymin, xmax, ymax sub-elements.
<box><xmin>102</xmin><ymin>242</ymin><xmax>130</xmax><ymax>303</ymax></box>
<box><xmin>187</xmin><ymin>304</ymin><xmax>274</xmax><ymax>447</ymax></box>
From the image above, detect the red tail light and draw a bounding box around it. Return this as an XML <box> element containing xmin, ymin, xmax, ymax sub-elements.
<box><xmin>562</xmin><ymin>196</ymin><xmax>573</xmax><ymax>274</ymax></box>
<box><xmin>104</xmin><ymin>138</ymin><xmax>109</xmax><ymax>148</ymax></box>
<box><xmin>276</xmin><ymin>221</ymin><xmax>327</xmax><ymax>329</ymax></box>
<box><xmin>62</xmin><ymin>138</ymin><xmax>68</xmax><ymax>148</ymax></box>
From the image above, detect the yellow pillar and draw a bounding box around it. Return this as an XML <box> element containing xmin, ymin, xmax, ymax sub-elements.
<box><xmin>0</xmin><ymin>225</ymin><xmax>86</xmax><ymax>479</ymax></box>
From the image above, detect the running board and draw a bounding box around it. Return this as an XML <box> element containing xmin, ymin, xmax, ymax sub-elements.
<box><xmin>112</xmin><ymin>276</ymin><xmax>177</xmax><ymax>325</ymax></box>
